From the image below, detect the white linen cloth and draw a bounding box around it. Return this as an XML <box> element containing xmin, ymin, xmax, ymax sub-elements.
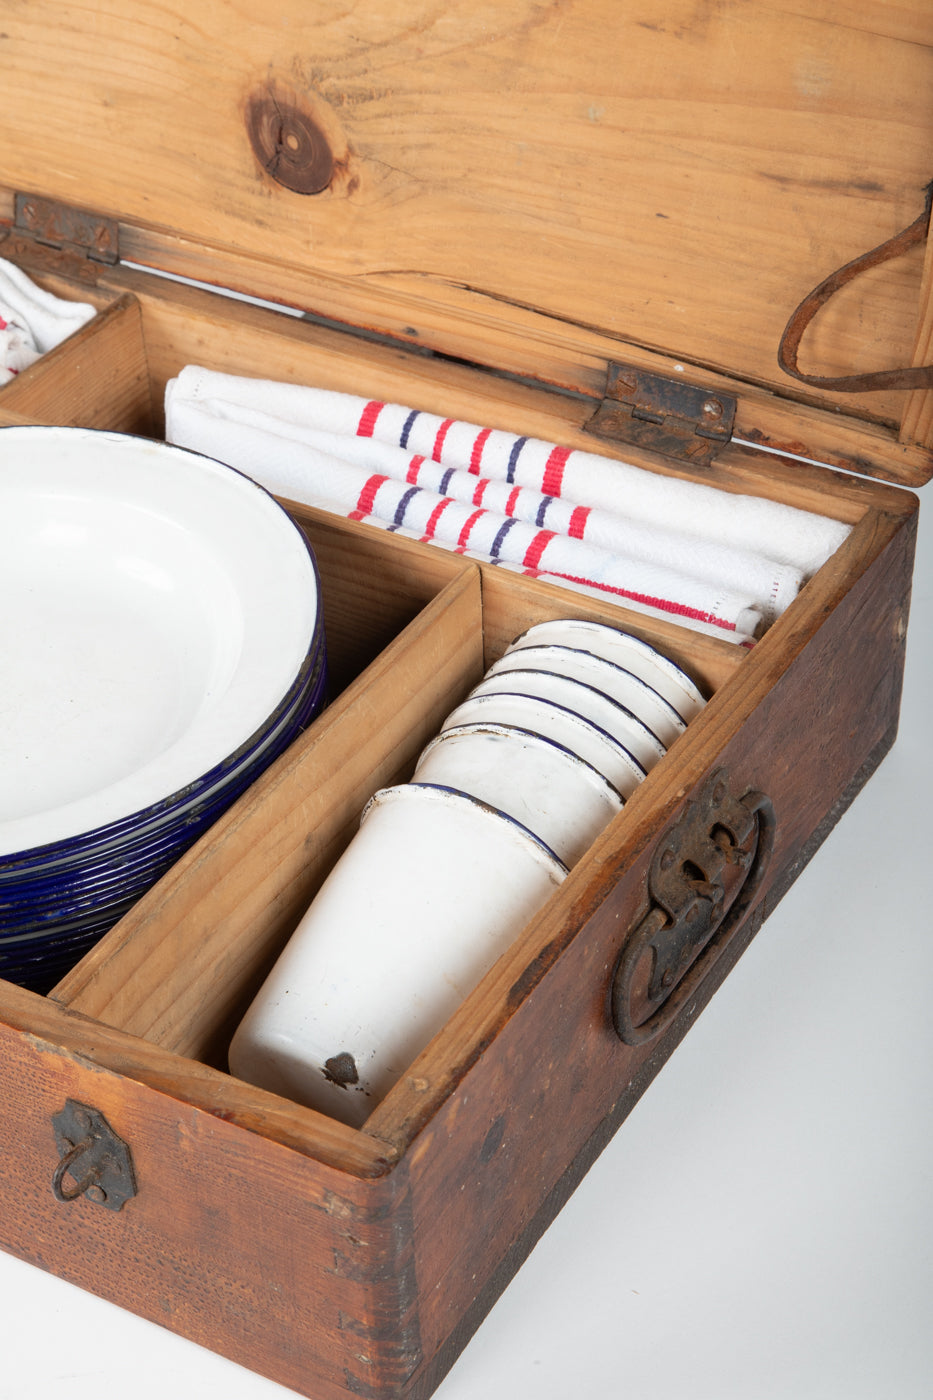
<box><xmin>0</xmin><ymin>257</ymin><xmax>96</xmax><ymax>387</ymax></box>
<box><xmin>165</xmin><ymin>366</ymin><xmax>855</xmax><ymax>640</ymax></box>
<box><xmin>0</xmin><ymin>313</ymin><xmax>38</xmax><ymax>384</ymax></box>
<box><xmin>166</xmin><ymin>365</ymin><xmax>851</xmax><ymax>578</ymax></box>
<box><xmin>306</xmin><ymin>497</ymin><xmax>759</xmax><ymax>648</ymax></box>
<box><xmin>167</xmin><ymin>390</ymin><xmax>764</xmax><ymax>637</ymax></box>
<box><xmin>191</xmin><ymin>413</ymin><xmax>803</xmax><ymax>624</ymax></box>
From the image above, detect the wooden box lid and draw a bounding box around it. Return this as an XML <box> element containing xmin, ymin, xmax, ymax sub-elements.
<box><xmin>1</xmin><ymin>0</ymin><xmax>931</xmax><ymax>483</ymax></box>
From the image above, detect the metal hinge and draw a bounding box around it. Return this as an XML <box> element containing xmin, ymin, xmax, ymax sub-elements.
<box><xmin>584</xmin><ymin>361</ymin><xmax>736</xmax><ymax>466</ymax></box>
<box><xmin>14</xmin><ymin>192</ymin><xmax>120</xmax><ymax>265</ymax></box>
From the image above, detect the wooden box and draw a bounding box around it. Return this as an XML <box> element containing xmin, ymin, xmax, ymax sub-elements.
<box><xmin>1</xmin><ymin>3</ymin><xmax>931</xmax><ymax>1396</ymax></box>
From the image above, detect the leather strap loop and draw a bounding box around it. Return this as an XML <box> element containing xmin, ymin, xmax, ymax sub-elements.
<box><xmin>778</xmin><ymin>182</ymin><xmax>933</xmax><ymax>393</ymax></box>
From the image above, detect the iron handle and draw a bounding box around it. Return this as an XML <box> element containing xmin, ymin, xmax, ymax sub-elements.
<box><xmin>611</xmin><ymin>772</ymin><xmax>776</xmax><ymax>1046</ymax></box>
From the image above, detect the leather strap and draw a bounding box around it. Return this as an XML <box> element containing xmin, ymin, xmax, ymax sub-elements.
<box><xmin>778</xmin><ymin>182</ymin><xmax>933</xmax><ymax>393</ymax></box>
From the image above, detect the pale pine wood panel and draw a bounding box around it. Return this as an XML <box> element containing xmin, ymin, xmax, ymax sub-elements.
<box><xmin>0</xmin><ymin>290</ymin><xmax>153</xmax><ymax>433</ymax></box>
<box><xmin>0</xmin><ymin>0</ymin><xmax>930</xmax><ymax>433</ymax></box>
<box><xmin>100</xmin><ymin>239</ymin><xmax>933</xmax><ymax>482</ymax></box>
<box><xmin>90</xmin><ymin>264</ymin><xmax>911</xmax><ymax>518</ymax></box>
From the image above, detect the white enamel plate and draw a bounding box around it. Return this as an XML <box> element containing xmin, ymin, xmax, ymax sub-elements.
<box><xmin>0</xmin><ymin>427</ymin><xmax>320</xmax><ymax>857</ymax></box>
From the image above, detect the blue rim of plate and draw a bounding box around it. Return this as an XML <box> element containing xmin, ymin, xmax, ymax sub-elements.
<box><xmin>0</xmin><ymin>653</ymin><xmax>329</xmax><ymax>940</ymax></box>
<box><xmin>1</xmin><ymin>587</ymin><xmax>326</xmax><ymax>877</ymax></box>
<box><xmin>0</xmin><ymin>676</ymin><xmax>327</xmax><ymax>928</ymax></box>
<box><xmin>1</xmin><ymin>425</ymin><xmax>327</xmax><ymax>872</ymax></box>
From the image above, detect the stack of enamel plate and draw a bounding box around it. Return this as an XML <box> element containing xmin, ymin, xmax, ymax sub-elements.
<box><xmin>0</xmin><ymin>426</ymin><xmax>327</xmax><ymax>993</ymax></box>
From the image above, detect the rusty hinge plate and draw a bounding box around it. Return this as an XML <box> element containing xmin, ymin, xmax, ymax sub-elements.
<box><xmin>584</xmin><ymin>362</ymin><xmax>736</xmax><ymax>466</ymax></box>
<box><xmin>14</xmin><ymin>192</ymin><xmax>119</xmax><ymax>265</ymax></box>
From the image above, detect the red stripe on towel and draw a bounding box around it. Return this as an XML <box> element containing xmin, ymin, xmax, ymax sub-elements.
<box><xmin>432</xmin><ymin>418</ymin><xmax>454</xmax><ymax>461</ymax></box>
<box><xmin>357</xmin><ymin>401</ymin><xmax>385</xmax><ymax>437</ymax></box>
<box><xmin>523</xmin><ymin>530</ymin><xmax>557</xmax><ymax>571</ymax></box>
<box><xmin>469</xmin><ymin>427</ymin><xmax>492</xmax><ymax>474</ymax></box>
<box><xmin>456</xmin><ymin>508</ymin><xmax>485</xmax><ymax>551</ymax></box>
<box><xmin>471</xmin><ymin>477</ymin><xmax>490</xmax><ymax>507</ymax></box>
<box><xmin>567</xmin><ymin>505</ymin><xmax>590</xmax><ymax>539</ymax></box>
<box><xmin>406</xmin><ymin>454</ymin><xmax>426</xmax><ymax>483</ymax></box>
<box><xmin>352</xmin><ymin>474</ymin><xmax>389</xmax><ymax>519</ymax></box>
<box><xmin>545</xmin><ymin>571</ymin><xmax>737</xmax><ymax>631</ymax></box>
<box><xmin>541</xmin><ymin>446</ymin><xmax>571</xmax><ymax>496</ymax></box>
<box><xmin>505</xmin><ymin>486</ymin><xmax>521</xmax><ymax>517</ymax></box>
<box><xmin>423</xmin><ymin>497</ymin><xmax>453</xmax><ymax>539</ymax></box>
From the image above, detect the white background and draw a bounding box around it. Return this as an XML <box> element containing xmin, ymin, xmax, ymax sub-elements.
<box><xmin>1</xmin><ymin>485</ymin><xmax>930</xmax><ymax>1400</ymax></box>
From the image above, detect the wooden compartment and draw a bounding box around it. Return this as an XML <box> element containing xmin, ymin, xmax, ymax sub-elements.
<box><xmin>0</xmin><ymin>256</ymin><xmax>918</xmax><ymax>1399</ymax></box>
<box><xmin>1</xmin><ymin>1</ymin><xmax>931</xmax><ymax>1395</ymax></box>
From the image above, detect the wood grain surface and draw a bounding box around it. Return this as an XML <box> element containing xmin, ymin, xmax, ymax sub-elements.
<box><xmin>0</xmin><ymin>21</ymin><xmax>927</xmax><ymax>1388</ymax></box>
<box><xmin>1</xmin><ymin>1</ymin><xmax>931</xmax><ymax>455</ymax></box>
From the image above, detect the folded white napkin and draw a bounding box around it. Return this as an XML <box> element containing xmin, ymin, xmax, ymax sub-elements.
<box><xmin>186</xmin><ymin>409</ymin><xmax>801</xmax><ymax>625</ymax></box>
<box><xmin>166</xmin><ymin>366</ymin><xmax>851</xmax><ymax>579</ymax></box>
<box><xmin>307</xmin><ymin>496</ymin><xmax>759</xmax><ymax>648</ymax></box>
<box><xmin>167</xmin><ymin>390</ymin><xmax>763</xmax><ymax>637</ymax></box>
<box><xmin>0</xmin><ymin>257</ymin><xmax>96</xmax><ymax>386</ymax></box>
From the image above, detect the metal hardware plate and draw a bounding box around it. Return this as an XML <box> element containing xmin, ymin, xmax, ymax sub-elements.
<box><xmin>612</xmin><ymin>768</ymin><xmax>775</xmax><ymax>1045</ymax></box>
<box><xmin>585</xmin><ymin>362</ymin><xmax>736</xmax><ymax>466</ymax></box>
<box><xmin>51</xmin><ymin>1100</ymin><xmax>137</xmax><ymax>1211</ymax></box>
<box><xmin>14</xmin><ymin>193</ymin><xmax>120</xmax><ymax>265</ymax></box>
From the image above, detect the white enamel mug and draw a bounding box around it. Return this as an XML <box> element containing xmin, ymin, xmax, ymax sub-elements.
<box><xmin>468</xmin><ymin>665</ymin><xmax>670</xmax><ymax>767</ymax></box>
<box><xmin>413</xmin><ymin>722</ymin><xmax>623</xmax><ymax>867</ymax></box>
<box><xmin>228</xmin><ymin>783</ymin><xmax>566</xmax><ymax>1127</ymax></box>
<box><xmin>504</xmin><ymin>620</ymin><xmax>707</xmax><ymax>722</ymax></box>
<box><xmin>440</xmin><ymin>691</ymin><xmax>646</xmax><ymax>797</ymax></box>
<box><xmin>484</xmin><ymin>646</ymin><xmax>685</xmax><ymax>750</ymax></box>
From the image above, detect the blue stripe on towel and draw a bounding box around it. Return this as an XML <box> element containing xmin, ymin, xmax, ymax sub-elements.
<box><xmin>535</xmin><ymin>496</ymin><xmax>554</xmax><ymax>528</ymax></box>
<box><xmin>490</xmin><ymin>516</ymin><xmax>519</xmax><ymax>557</ymax></box>
<box><xmin>393</xmin><ymin>485</ymin><xmax>421</xmax><ymax>526</ymax></box>
<box><xmin>506</xmin><ymin>437</ymin><xmax>528</xmax><ymax>483</ymax></box>
<box><xmin>399</xmin><ymin>409</ymin><xmax>420</xmax><ymax>449</ymax></box>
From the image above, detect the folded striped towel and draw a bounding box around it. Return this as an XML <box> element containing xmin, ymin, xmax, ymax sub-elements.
<box><xmin>189</xmin><ymin>410</ymin><xmax>801</xmax><ymax>625</ymax></box>
<box><xmin>167</xmin><ymin>390</ymin><xmax>763</xmax><ymax>637</ymax></box>
<box><xmin>305</xmin><ymin>496</ymin><xmax>759</xmax><ymax>648</ymax></box>
<box><xmin>0</xmin><ymin>258</ymin><xmax>96</xmax><ymax>386</ymax></box>
<box><xmin>166</xmin><ymin>366</ymin><xmax>851</xmax><ymax>580</ymax></box>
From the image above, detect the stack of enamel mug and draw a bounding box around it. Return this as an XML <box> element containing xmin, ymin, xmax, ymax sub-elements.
<box><xmin>229</xmin><ymin>619</ymin><xmax>706</xmax><ymax>1126</ymax></box>
<box><xmin>1</xmin><ymin>426</ymin><xmax>327</xmax><ymax>992</ymax></box>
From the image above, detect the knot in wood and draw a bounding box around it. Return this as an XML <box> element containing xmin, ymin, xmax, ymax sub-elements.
<box><xmin>246</xmin><ymin>94</ymin><xmax>335</xmax><ymax>195</ymax></box>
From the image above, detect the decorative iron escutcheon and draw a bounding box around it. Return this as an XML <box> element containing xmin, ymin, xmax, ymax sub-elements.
<box><xmin>50</xmin><ymin>1100</ymin><xmax>137</xmax><ymax>1211</ymax></box>
<box><xmin>611</xmin><ymin>769</ymin><xmax>776</xmax><ymax>1046</ymax></box>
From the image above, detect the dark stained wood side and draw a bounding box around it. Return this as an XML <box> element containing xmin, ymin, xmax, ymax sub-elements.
<box><xmin>403</xmin><ymin>709</ymin><xmax>899</xmax><ymax>1400</ymax></box>
<box><xmin>378</xmin><ymin>502</ymin><xmax>917</xmax><ymax>1389</ymax></box>
<box><xmin>0</xmin><ymin>996</ymin><xmax>421</xmax><ymax>1400</ymax></box>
